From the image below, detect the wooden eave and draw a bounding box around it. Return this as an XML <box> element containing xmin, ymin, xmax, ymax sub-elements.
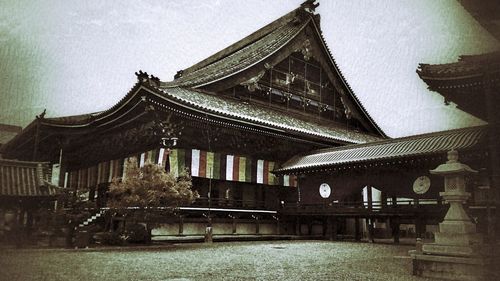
<box><xmin>1</xmin><ymin>81</ymin><xmax>359</xmax><ymax>160</ymax></box>
<box><xmin>417</xmin><ymin>55</ymin><xmax>500</xmax><ymax>121</ymax></box>
<box><xmin>276</xmin><ymin>125</ymin><xmax>487</xmax><ymax>175</ymax></box>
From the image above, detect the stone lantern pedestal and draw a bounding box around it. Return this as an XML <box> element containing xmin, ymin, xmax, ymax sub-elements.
<box><xmin>410</xmin><ymin>150</ymin><xmax>496</xmax><ymax>280</ymax></box>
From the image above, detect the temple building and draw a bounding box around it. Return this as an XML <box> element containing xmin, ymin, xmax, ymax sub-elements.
<box><xmin>0</xmin><ymin>0</ymin><xmax>496</xmax><ymax>241</ymax></box>
<box><xmin>417</xmin><ymin>51</ymin><xmax>500</xmax><ymax>241</ymax></box>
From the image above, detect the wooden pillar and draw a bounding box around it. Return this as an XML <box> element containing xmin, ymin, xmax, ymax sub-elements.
<box><xmin>391</xmin><ymin>217</ymin><xmax>400</xmax><ymax>244</ymax></box>
<box><xmin>295</xmin><ymin>217</ymin><xmax>300</xmax><ymax>235</ymax></box>
<box><xmin>16</xmin><ymin>207</ymin><xmax>25</xmax><ymax>248</ymax></box>
<box><xmin>232</xmin><ymin>216</ymin><xmax>237</xmax><ymax>234</ymax></box>
<box><xmin>178</xmin><ymin>215</ymin><xmax>184</xmax><ymax>235</ymax></box>
<box><xmin>58</xmin><ymin>147</ymin><xmax>68</xmax><ymax>190</ymax></box>
<box><xmin>415</xmin><ymin>215</ymin><xmax>423</xmax><ymax>239</ymax></box>
<box><xmin>391</xmin><ymin>196</ymin><xmax>397</xmax><ymax>207</ymax></box>
<box><xmin>366</xmin><ymin>217</ymin><xmax>375</xmax><ymax>243</ymax></box>
<box><xmin>354</xmin><ymin>216</ymin><xmax>361</xmax><ymax>241</ymax></box>
<box><xmin>89</xmin><ymin>186</ymin><xmax>96</xmax><ymax>202</ymax></box>
<box><xmin>325</xmin><ymin>216</ymin><xmax>336</xmax><ymax>240</ymax></box>
<box><xmin>255</xmin><ymin>216</ymin><xmax>260</xmax><ymax>234</ymax></box>
<box><xmin>331</xmin><ymin>217</ymin><xmax>337</xmax><ymax>240</ymax></box>
<box><xmin>367</xmin><ymin>187</ymin><xmax>373</xmax><ymax>210</ymax></box>
<box><xmin>26</xmin><ymin>209</ymin><xmax>34</xmax><ymax>238</ymax></box>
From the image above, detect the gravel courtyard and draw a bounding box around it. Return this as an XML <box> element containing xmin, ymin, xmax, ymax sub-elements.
<box><xmin>0</xmin><ymin>241</ymin><xmax>440</xmax><ymax>281</ymax></box>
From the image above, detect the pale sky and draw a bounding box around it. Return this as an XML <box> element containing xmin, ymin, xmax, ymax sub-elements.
<box><xmin>0</xmin><ymin>0</ymin><xmax>498</xmax><ymax>137</ymax></box>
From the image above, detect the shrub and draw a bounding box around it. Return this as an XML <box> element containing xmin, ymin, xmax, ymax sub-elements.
<box><xmin>98</xmin><ymin>232</ymin><xmax>124</xmax><ymax>246</ymax></box>
<box><xmin>122</xmin><ymin>223</ymin><xmax>149</xmax><ymax>243</ymax></box>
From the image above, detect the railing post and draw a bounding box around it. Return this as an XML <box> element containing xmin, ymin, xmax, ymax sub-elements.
<box><xmin>295</xmin><ymin>217</ymin><xmax>300</xmax><ymax>235</ymax></box>
<box><xmin>231</xmin><ymin>214</ymin><xmax>237</xmax><ymax>234</ymax></box>
<box><xmin>391</xmin><ymin>216</ymin><xmax>400</xmax><ymax>244</ymax></box>
<box><xmin>355</xmin><ymin>216</ymin><xmax>361</xmax><ymax>241</ymax></box>
<box><xmin>367</xmin><ymin>187</ymin><xmax>373</xmax><ymax>211</ymax></box>
<box><xmin>178</xmin><ymin>215</ymin><xmax>184</xmax><ymax>235</ymax></box>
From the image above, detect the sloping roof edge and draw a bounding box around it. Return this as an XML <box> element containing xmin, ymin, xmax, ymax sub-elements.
<box><xmin>180</xmin><ymin>5</ymin><xmax>304</xmax><ymax>76</ymax></box>
<box><xmin>276</xmin><ymin>125</ymin><xmax>486</xmax><ymax>174</ymax></box>
<box><xmin>308</xmin><ymin>19</ymin><xmax>387</xmax><ymax>138</ymax></box>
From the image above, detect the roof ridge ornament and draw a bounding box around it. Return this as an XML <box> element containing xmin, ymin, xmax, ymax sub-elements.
<box><xmin>36</xmin><ymin>109</ymin><xmax>47</xmax><ymax>120</ymax></box>
<box><xmin>301</xmin><ymin>0</ymin><xmax>319</xmax><ymax>14</ymax></box>
<box><xmin>174</xmin><ymin>70</ymin><xmax>184</xmax><ymax>79</ymax></box>
<box><xmin>135</xmin><ymin>70</ymin><xmax>160</xmax><ymax>87</ymax></box>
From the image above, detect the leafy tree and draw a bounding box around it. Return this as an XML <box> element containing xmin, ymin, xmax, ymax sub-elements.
<box><xmin>106</xmin><ymin>158</ymin><xmax>198</xmax><ymax>243</ymax></box>
<box><xmin>108</xmin><ymin>158</ymin><xmax>198</xmax><ymax>209</ymax></box>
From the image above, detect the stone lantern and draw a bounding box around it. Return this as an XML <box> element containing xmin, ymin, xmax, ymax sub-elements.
<box><xmin>411</xmin><ymin>150</ymin><xmax>495</xmax><ymax>280</ymax></box>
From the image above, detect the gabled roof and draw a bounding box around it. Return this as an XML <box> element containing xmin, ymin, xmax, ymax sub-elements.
<box><xmin>179</xmin><ymin>3</ymin><xmax>311</xmax><ymax>76</ymax></box>
<box><xmin>22</xmin><ymin>83</ymin><xmax>381</xmax><ymax>144</ymax></box>
<box><xmin>1</xmin><ymin>1</ymin><xmax>386</xmax><ymax>159</ymax></box>
<box><xmin>0</xmin><ymin>123</ymin><xmax>22</xmax><ymax>146</ymax></box>
<box><xmin>161</xmin><ymin>0</ymin><xmax>385</xmax><ymax>137</ymax></box>
<box><xmin>0</xmin><ymin>80</ymin><xmax>382</xmax><ymax>159</ymax></box>
<box><xmin>163</xmin><ymin>13</ymin><xmax>309</xmax><ymax>88</ymax></box>
<box><xmin>276</xmin><ymin>125</ymin><xmax>486</xmax><ymax>174</ymax></box>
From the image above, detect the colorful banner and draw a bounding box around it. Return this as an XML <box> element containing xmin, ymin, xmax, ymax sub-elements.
<box><xmin>283</xmin><ymin>174</ymin><xmax>298</xmax><ymax>187</ymax></box>
<box><xmin>157</xmin><ymin>148</ymin><xmax>169</xmax><ymax>167</ymax></box>
<box><xmin>226</xmin><ymin>155</ymin><xmax>234</xmax><ymax>181</ymax></box>
<box><xmin>169</xmin><ymin>148</ymin><xmax>186</xmax><ymax>177</ymax></box>
<box><xmin>66</xmin><ymin>147</ymin><xmax>297</xmax><ymax>189</ymax></box>
<box><xmin>145</xmin><ymin>149</ymin><xmax>158</xmax><ymax>164</ymax></box>
<box><xmin>191</xmin><ymin>149</ymin><xmax>200</xmax><ymax>176</ymax></box>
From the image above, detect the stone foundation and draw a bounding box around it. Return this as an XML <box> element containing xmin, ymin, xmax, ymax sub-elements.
<box><xmin>411</xmin><ymin>251</ymin><xmax>496</xmax><ymax>281</ymax></box>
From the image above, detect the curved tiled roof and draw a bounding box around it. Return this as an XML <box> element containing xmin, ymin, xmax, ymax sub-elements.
<box><xmin>160</xmin><ymin>4</ymin><xmax>386</xmax><ymax>137</ymax></box>
<box><xmin>43</xmin><ymin>113</ymin><xmax>98</xmax><ymax>125</ymax></box>
<box><xmin>277</xmin><ymin>125</ymin><xmax>486</xmax><ymax>173</ymax></box>
<box><xmin>158</xmin><ymin>87</ymin><xmax>381</xmax><ymax>144</ymax></box>
<box><xmin>162</xmin><ymin>18</ymin><xmax>309</xmax><ymax>88</ymax></box>
<box><xmin>417</xmin><ymin>51</ymin><xmax>500</xmax><ymax>79</ymax></box>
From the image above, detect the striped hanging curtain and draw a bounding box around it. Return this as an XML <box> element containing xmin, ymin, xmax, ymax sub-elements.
<box><xmin>169</xmin><ymin>148</ymin><xmax>186</xmax><ymax>177</ymax></box>
<box><xmin>282</xmin><ymin>174</ymin><xmax>298</xmax><ymax>187</ymax></box>
<box><xmin>68</xmin><ymin>147</ymin><xmax>298</xmax><ymax>189</ymax></box>
<box><xmin>256</xmin><ymin>159</ymin><xmax>277</xmax><ymax>185</ymax></box>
